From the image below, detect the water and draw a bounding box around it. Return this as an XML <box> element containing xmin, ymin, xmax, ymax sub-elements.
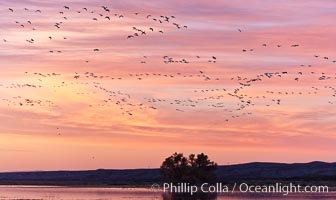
<box><xmin>0</xmin><ymin>186</ymin><xmax>335</xmax><ymax>200</ymax></box>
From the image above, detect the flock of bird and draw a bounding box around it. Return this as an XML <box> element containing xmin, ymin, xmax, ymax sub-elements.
<box><xmin>1</xmin><ymin>3</ymin><xmax>335</xmax><ymax>125</ymax></box>
<box><xmin>4</xmin><ymin>5</ymin><xmax>187</xmax><ymax>49</ymax></box>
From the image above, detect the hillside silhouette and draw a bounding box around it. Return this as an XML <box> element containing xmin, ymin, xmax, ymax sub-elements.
<box><xmin>0</xmin><ymin>161</ymin><xmax>335</xmax><ymax>186</ymax></box>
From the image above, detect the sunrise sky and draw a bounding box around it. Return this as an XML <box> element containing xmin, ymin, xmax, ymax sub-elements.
<box><xmin>0</xmin><ymin>0</ymin><xmax>335</xmax><ymax>172</ymax></box>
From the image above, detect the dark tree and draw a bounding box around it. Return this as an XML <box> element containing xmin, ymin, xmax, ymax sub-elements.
<box><xmin>160</xmin><ymin>153</ymin><xmax>190</xmax><ymax>184</ymax></box>
<box><xmin>160</xmin><ymin>152</ymin><xmax>217</xmax><ymax>185</ymax></box>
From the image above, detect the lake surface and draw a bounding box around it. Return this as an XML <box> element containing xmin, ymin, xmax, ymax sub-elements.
<box><xmin>0</xmin><ymin>186</ymin><xmax>335</xmax><ymax>200</ymax></box>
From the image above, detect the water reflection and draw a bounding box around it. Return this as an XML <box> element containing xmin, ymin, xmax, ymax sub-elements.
<box><xmin>0</xmin><ymin>186</ymin><xmax>334</xmax><ymax>200</ymax></box>
<box><xmin>162</xmin><ymin>192</ymin><xmax>217</xmax><ymax>200</ymax></box>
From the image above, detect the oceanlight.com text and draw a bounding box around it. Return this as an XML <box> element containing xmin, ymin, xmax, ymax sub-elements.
<box><xmin>239</xmin><ymin>183</ymin><xmax>329</xmax><ymax>195</ymax></box>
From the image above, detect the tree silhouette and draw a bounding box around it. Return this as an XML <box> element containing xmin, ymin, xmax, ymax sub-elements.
<box><xmin>160</xmin><ymin>152</ymin><xmax>217</xmax><ymax>185</ymax></box>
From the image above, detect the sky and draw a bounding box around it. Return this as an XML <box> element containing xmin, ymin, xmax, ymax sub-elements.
<box><xmin>0</xmin><ymin>0</ymin><xmax>335</xmax><ymax>172</ymax></box>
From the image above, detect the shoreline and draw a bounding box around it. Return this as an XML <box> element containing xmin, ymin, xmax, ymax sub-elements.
<box><xmin>0</xmin><ymin>181</ymin><xmax>335</xmax><ymax>190</ymax></box>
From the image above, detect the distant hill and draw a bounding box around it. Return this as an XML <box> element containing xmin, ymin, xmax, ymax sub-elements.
<box><xmin>216</xmin><ymin>161</ymin><xmax>336</xmax><ymax>181</ymax></box>
<box><xmin>0</xmin><ymin>161</ymin><xmax>335</xmax><ymax>186</ymax></box>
